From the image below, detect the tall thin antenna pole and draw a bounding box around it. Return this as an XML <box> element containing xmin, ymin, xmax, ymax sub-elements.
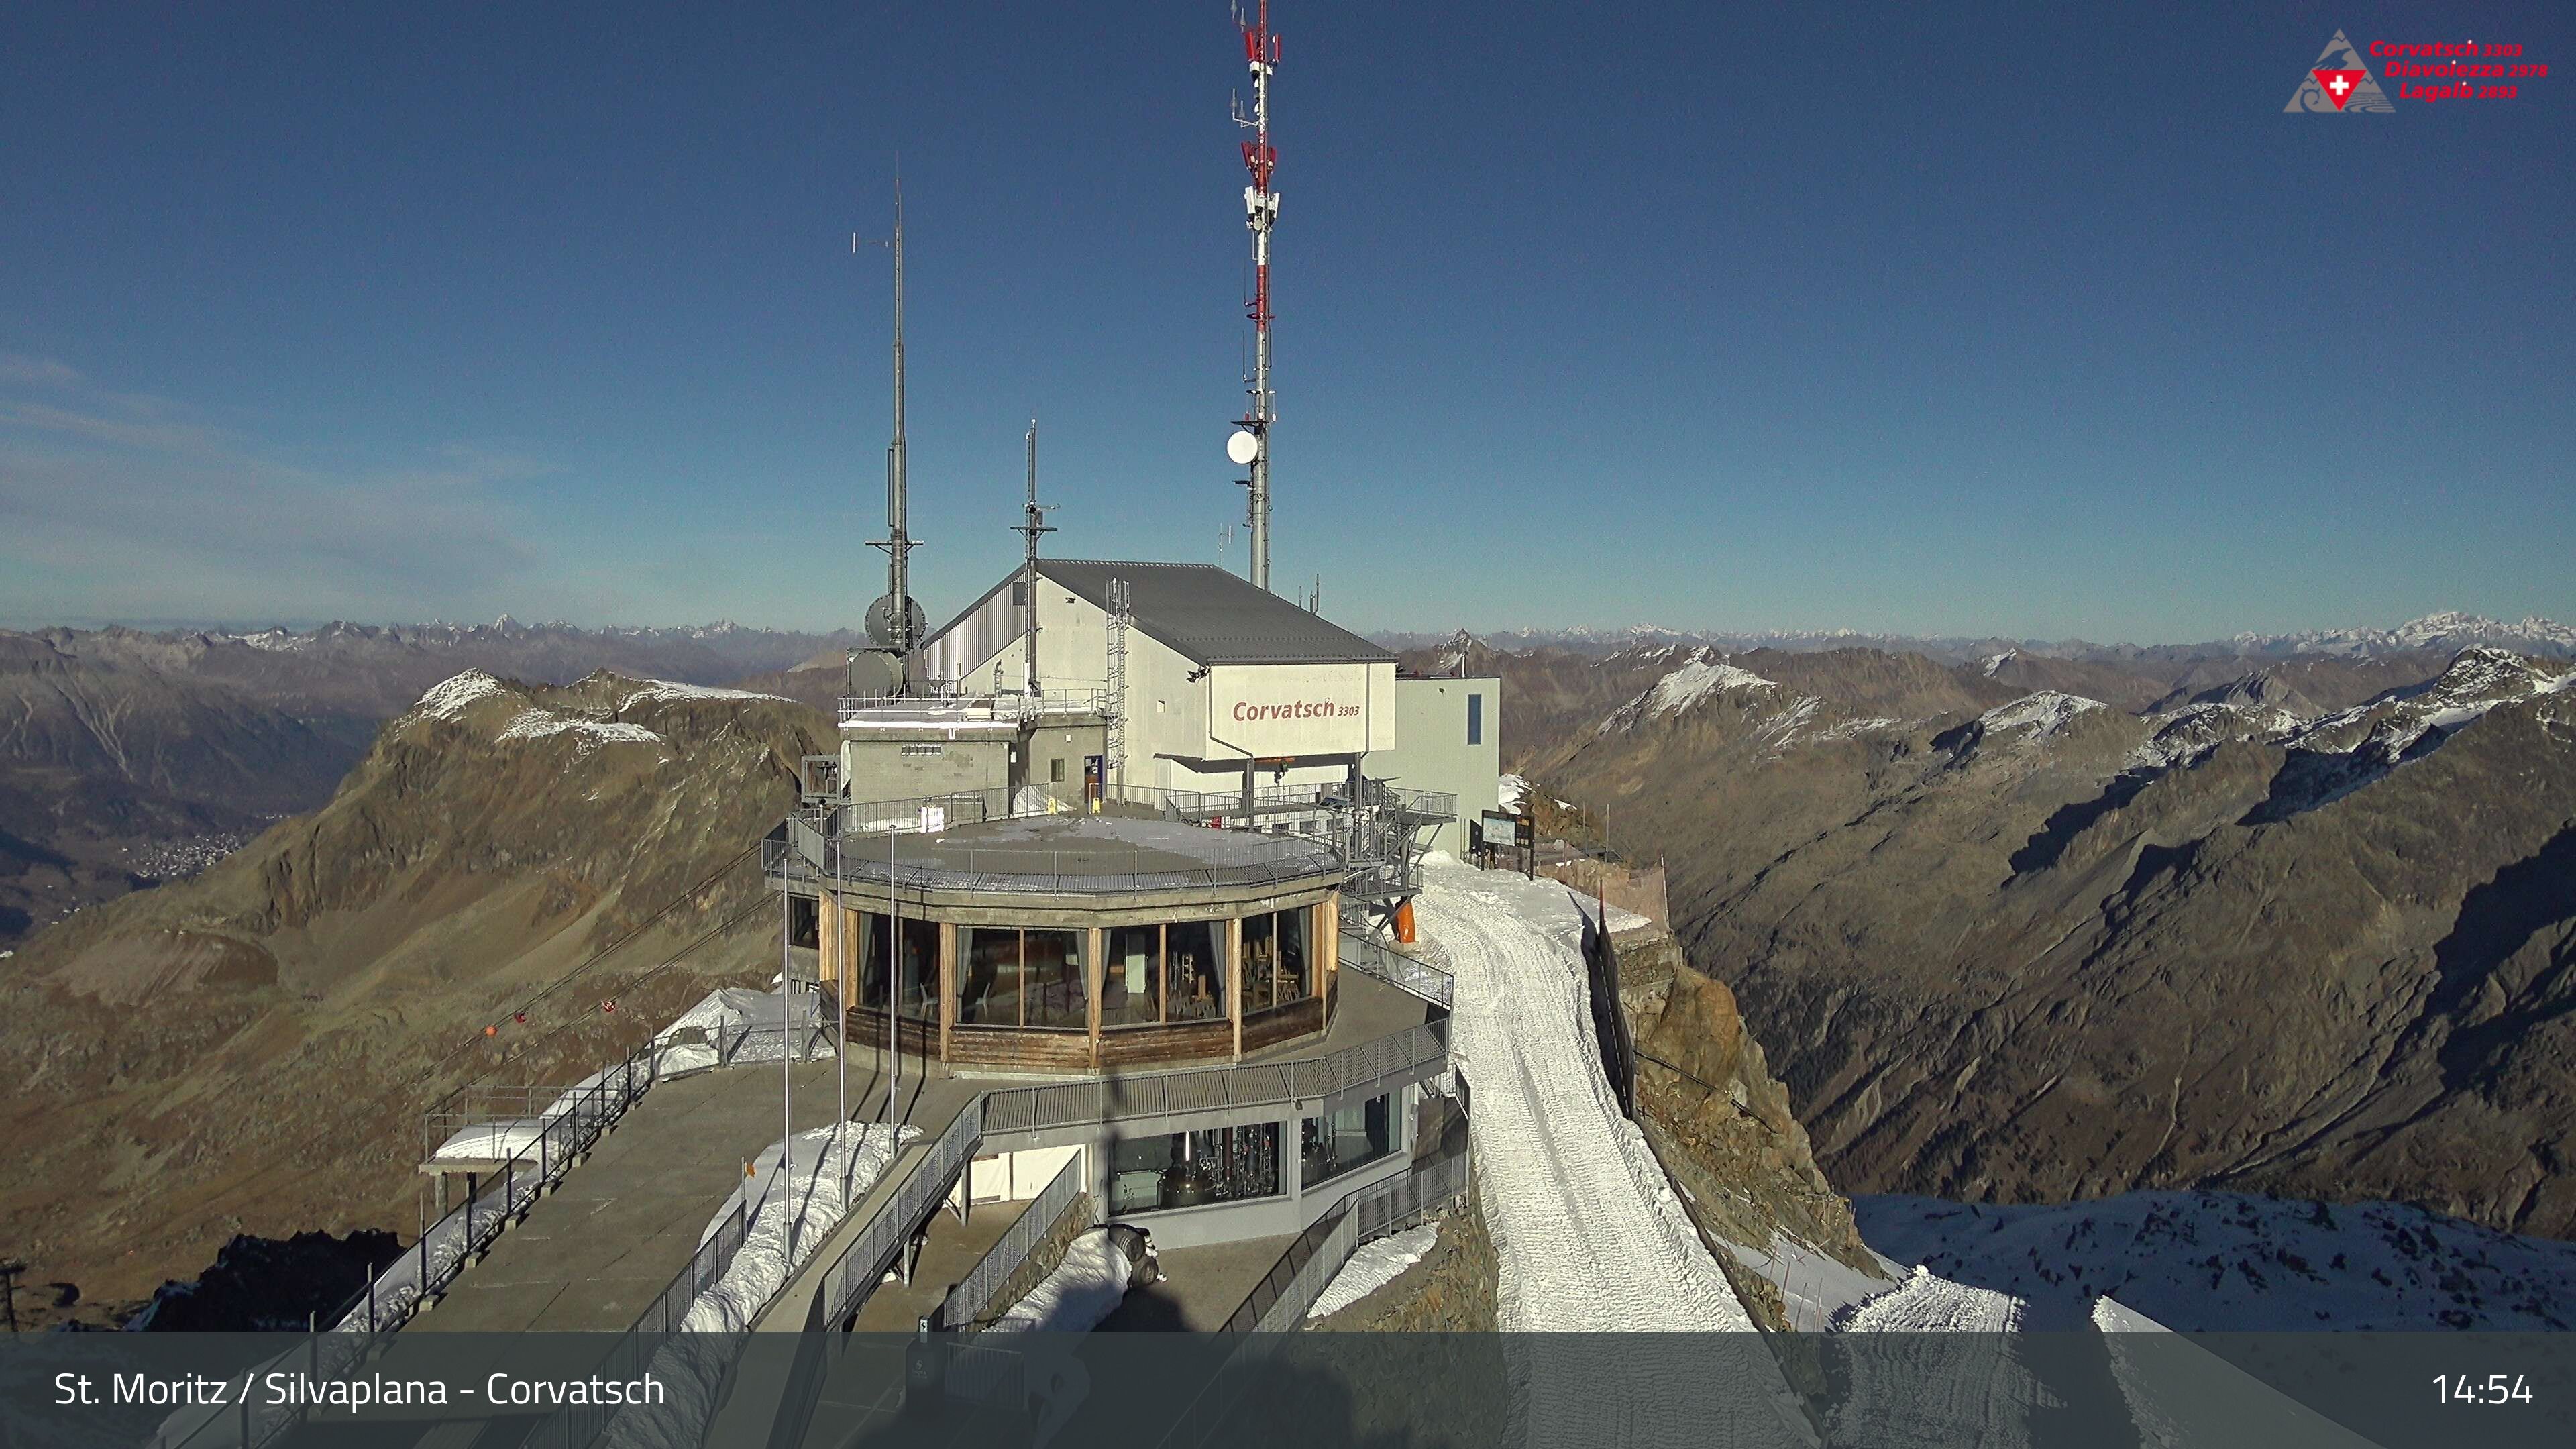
<box><xmin>780</xmin><ymin>856</ymin><xmax>794</xmax><ymax>1189</ymax></box>
<box><xmin>887</xmin><ymin>826</ymin><xmax>900</xmax><ymax>1125</ymax></box>
<box><xmin>863</xmin><ymin>182</ymin><xmax>920</xmax><ymax>692</ymax></box>
<box><xmin>833</xmin><ymin>835</ymin><xmax>846</xmax><ymax>1155</ymax></box>
<box><xmin>1012</xmin><ymin>419</ymin><xmax>1055</xmax><ymax>697</ymax></box>
<box><xmin>1232</xmin><ymin>1</ymin><xmax>1280</xmax><ymax>591</ymax></box>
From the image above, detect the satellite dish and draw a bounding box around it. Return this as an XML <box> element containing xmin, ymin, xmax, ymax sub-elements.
<box><xmin>864</xmin><ymin>594</ymin><xmax>927</xmax><ymax>649</ymax></box>
<box><xmin>1226</xmin><ymin>429</ymin><xmax>1260</xmax><ymax>466</ymax></box>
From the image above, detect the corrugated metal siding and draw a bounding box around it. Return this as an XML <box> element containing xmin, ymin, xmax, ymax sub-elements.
<box><xmin>924</xmin><ymin>574</ymin><xmax>1027</xmax><ymax>684</ymax></box>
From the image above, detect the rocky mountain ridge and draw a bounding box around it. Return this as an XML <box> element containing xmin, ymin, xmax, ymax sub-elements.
<box><xmin>1470</xmin><ymin>635</ymin><xmax>2576</xmax><ymax>1240</ymax></box>
<box><xmin>0</xmin><ymin>669</ymin><xmax>826</xmax><ymax>1324</ymax></box>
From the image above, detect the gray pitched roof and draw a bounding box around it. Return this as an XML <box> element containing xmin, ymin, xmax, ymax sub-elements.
<box><xmin>1032</xmin><ymin>560</ymin><xmax>1394</xmax><ymax>667</ymax></box>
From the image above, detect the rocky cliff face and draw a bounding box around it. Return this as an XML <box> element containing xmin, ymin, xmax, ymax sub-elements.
<box><xmin>0</xmin><ymin>670</ymin><xmax>828</xmax><ymax>1324</ymax></box>
<box><xmin>1616</xmin><ymin>928</ymin><xmax>1888</xmax><ymax>1328</ymax></box>
<box><xmin>1512</xmin><ymin>641</ymin><xmax>2576</xmax><ymax>1240</ymax></box>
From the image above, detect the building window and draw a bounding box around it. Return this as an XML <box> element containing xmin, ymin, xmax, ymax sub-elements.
<box><xmin>958</xmin><ymin>926</ymin><xmax>1023</xmax><ymax>1026</ymax></box>
<box><xmin>1022</xmin><ymin>928</ymin><xmax>1087</xmax><ymax>1030</ymax></box>
<box><xmin>1110</xmin><ymin>1122</ymin><xmax>1281</xmax><ymax>1214</ymax></box>
<box><xmin>1165</xmin><ymin>919</ymin><xmax>1225</xmax><ymax>1020</ymax></box>
<box><xmin>954</xmin><ymin>926</ymin><xmax>1085</xmax><ymax>1028</ymax></box>
<box><xmin>900</xmin><ymin>743</ymin><xmax>943</xmax><ymax>757</ymax></box>
<box><xmin>853</xmin><ymin>912</ymin><xmax>936</xmax><ymax>1020</ymax></box>
<box><xmin>1049</xmin><ymin>757</ymin><xmax>1067</xmax><ymax>784</ymax></box>
<box><xmin>1301</xmin><ymin>1091</ymin><xmax>1395</xmax><ymax>1189</ymax></box>
<box><xmin>1466</xmin><ymin>692</ymin><xmax>1483</xmax><ymax>746</ymax></box>
<box><xmin>1011</xmin><ymin>581</ymin><xmax>1027</xmax><ymax>605</ymax></box>
<box><xmin>1104</xmin><ymin>923</ymin><xmax>1163</xmax><ymax>1026</ymax></box>
<box><xmin>1243</xmin><ymin>906</ymin><xmax>1311</xmax><ymax>1017</ymax></box>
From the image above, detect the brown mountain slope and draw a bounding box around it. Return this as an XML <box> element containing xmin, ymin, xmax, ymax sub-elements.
<box><xmin>1531</xmin><ymin>645</ymin><xmax>2576</xmax><ymax>1238</ymax></box>
<box><xmin>0</xmin><ymin>670</ymin><xmax>828</xmax><ymax>1322</ymax></box>
<box><xmin>0</xmin><ymin>633</ymin><xmax>369</xmax><ymax>945</ymax></box>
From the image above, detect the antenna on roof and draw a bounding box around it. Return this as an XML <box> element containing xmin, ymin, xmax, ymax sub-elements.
<box><xmin>1229</xmin><ymin>0</ymin><xmax>1281</xmax><ymax>593</ymax></box>
<box><xmin>1012</xmin><ymin>418</ymin><xmax>1055</xmax><ymax>697</ymax></box>
<box><xmin>858</xmin><ymin>178</ymin><xmax>924</xmax><ymax>694</ymax></box>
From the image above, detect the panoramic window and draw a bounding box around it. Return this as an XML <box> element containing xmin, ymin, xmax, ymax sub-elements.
<box><xmin>1301</xmin><ymin>1091</ymin><xmax>1395</xmax><ymax>1189</ymax></box>
<box><xmin>1022</xmin><ymin>927</ymin><xmax>1087</xmax><ymax>1029</ymax></box>
<box><xmin>1164</xmin><ymin>918</ymin><xmax>1225</xmax><ymax>1020</ymax></box>
<box><xmin>1109</xmin><ymin>1122</ymin><xmax>1281</xmax><ymax>1214</ymax></box>
<box><xmin>957</xmin><ymin>925</ymin><xmax>1024</xmax><ymax>1026</ymax></box>
<box><xmin>1243</xmin><ymin>906</ymin><xmax>1311</xmax><ymax>1015</ymax></box>
<box><xmin>1103</xmin><ymin>923</ymin><xmax>1163</xmax><ymax>1026</ymax></box>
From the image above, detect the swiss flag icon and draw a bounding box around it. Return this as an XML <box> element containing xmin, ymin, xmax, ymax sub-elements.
<box><xmin>2312</xmin><ymin>69</ymin><xmax>2368</xmax><ymax>109</ymax></box>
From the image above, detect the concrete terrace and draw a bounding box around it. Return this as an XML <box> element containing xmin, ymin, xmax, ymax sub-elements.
<box><xmin>415</xmin><ymin>969</ymin><xmax>1432</xmax><ymax>1335</ymax></box>
<box><xmin>415</xmin><ymin>1051</ymin><xmax>969</xmax><ymax>1333</ymax></box>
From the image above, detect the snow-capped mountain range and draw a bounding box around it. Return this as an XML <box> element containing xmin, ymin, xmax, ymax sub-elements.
<box><xmin>1383</xmin><ymin>612</ymin><xmax>2576</xmax><ymax>662</ymax></box>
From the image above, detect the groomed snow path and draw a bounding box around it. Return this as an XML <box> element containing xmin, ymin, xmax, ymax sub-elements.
<box><xmin>1414</xmin><ymin>857</ymin><xmax>1813</xmax><ymax>1447</ymax></box>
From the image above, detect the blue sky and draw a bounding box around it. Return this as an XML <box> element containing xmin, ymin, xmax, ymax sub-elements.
<box><xmin>3</xmin><ymin>1</ymin><xmax>2568</xmax><ymax>642</ymax></box>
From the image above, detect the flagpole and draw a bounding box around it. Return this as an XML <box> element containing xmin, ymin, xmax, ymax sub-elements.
<box><xmin>835</xmin><ymin>834</ymin><xmax>847</xmax><ymax>1148</ymax></box>
<box><xmin>781</xmin><ymin>842</ymin><xmax>794</xmax><ymax>1193</ymax></box>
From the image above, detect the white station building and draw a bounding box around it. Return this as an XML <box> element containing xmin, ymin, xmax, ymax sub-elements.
<box><xmin>921</xmin><ymin>559</ymin><xmax>1401</xmax><ymax>799</ymax></box>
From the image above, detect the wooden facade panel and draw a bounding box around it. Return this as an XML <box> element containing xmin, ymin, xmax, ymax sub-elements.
<box><xmin>1241</xmin><ymin>995</ymin><xmax>1326</xmax><ymax>1053</ymax></box>
<box><xmin>949</xmin><ymin>1026</ymin><xmax>1094</xmax><ymax>1072</ymax></box>
<box><xmin>846</xmin><ymin>1008</ymin><xmax>939</xmax><ymax>1059</ymax></box>
<box><xmin>1095</xmin><ymin>1019</ymin><xmax>1238</xmax><ymax>1069</ymax></box>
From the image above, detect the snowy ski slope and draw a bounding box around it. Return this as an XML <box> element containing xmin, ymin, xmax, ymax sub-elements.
<box><xmin>1415</xmin><ymin>857</ymin><xmax>1814</xmax><ymax>1446</ymax></box>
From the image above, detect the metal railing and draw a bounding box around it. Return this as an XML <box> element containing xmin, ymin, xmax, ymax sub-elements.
<box><xmin>938</xmin><ymin>1153</ymin><xmax>1100</xmax><ymax>1332</ymax></box>
<box><xmin>979</xmin><ymin>1018</ymin><xmax>1451</xmax><ymax>1134</ymax></box>
<box><xmin>763</xmin><ymin>833</ymin><xmax>1345</xmax><ymax>898</ymax></box>
<box><xmin>513</xmin><ymin>1202</ymin><xmax>753</xmax><ymax>1449</ymax></box>
<box><xmin>819</xmin><ymin>1099</ymin><xmax>990</xmax><ymax>1328</ymax></box>
<box><xmin>156</xmin><ymin>1046</ymin><xmax>665</xmax><ymax>1449</ymax></box>
<box><xmin>839</xmin><ymin>682</ymin><xmax>1110</xmax><ymax>725</ymax></box>
<box><xmin>1224</xmin><ymin>1139</ymin><xmax>1472</xmax><ymax>1334</ymax></box>
<box><xmin>1154</xmin><ymin>1142</ymin><xmax>1474</xmax><ymax>1448</ymax></box>
<box><xmin>1339</xmin><ymin>932</ymin><xmax>1454</xmax><ymax>1012</ymax></box>
<box><xmin>808</xmin><ymin>1015</ymin><xmax>1452</xmax><ymax>1330</ymax></box>
<box><xmin>1161</xmin><ymin>780</ymin><xmax>1456</xmax><ymax>825</ymax></box>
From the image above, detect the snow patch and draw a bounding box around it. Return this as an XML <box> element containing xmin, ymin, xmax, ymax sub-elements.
<box><xmin>1975</xmin><ymin>691</ymin><xmax>2102</xmax><ymax>741</ymax></box>
<box><xmin>1858</xmin><ymin>1189</ymin><xmax>2576</xmax><ymax>1331</ymax></box>
<box><xmin>680</xmin><ymin>1122</ymin><xmax>918</xmax><ymax>1333</ymax></box>
<box><xmin>1599</xmin><ymin>653</ymin><xmax>1778</xmax><ymax>733</ymax></box>
<box><xmin>1309</xmin><ymin>1224</ymin><xmax>1438</xmax><ymax>1319</ymax></box>
<box><xmin>621</xmin><ymin>679</ymin><xmax>790</xmax><ymax>706</ymax></box>
<box><xmin>1836</xmin><ymin>1263</ymin><xmax>2025</xmax><ymax>1331</ymax></box>
<box><xmin>496</xmin><ymin>708</ymin><xmax>666</xmax><ymax>751</ymax></box>
<box><xmin>415</xmin><ymin>669</ymin><xmax>513</xmax><ymax>720</ymax></box>
<box><xmin>1496</xmin><ymin>773</ymin><xmax>1529</xmax><ymax>811</ymax></box>
<box><xmin>987</xmin><ymin>1228</ymin><xmax>1140</xmax><ymax>1334</ymax></box>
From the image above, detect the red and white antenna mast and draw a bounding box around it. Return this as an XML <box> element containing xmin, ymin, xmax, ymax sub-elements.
<box><xmin>1229</xmin><ymin>1</ymin><xmax>1281</xmax><ymax>591</ymax></box>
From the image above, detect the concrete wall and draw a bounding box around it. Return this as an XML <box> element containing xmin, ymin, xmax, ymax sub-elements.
<box><xmin>1373</xmin><ymin>676</ymin><xmax>1503</xmax><ymax>855</ymax></box>
<box><xmin>841</xmin><ymin>733</ymin><xmax>1014</xmax><ymax>804</ymax></box>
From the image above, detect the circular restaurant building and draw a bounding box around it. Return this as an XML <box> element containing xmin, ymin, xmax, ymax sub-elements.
<box><xmin>772</xmin><ymin>814</ymin><xmax>1346</xmax><ymax>1072</ymax></box>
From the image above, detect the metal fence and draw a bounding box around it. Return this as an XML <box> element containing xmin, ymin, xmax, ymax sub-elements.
<box><xmin>938</xmin><ymin>1152</ymin><xmax>1100</xmax><ymax>1332</ymax></box>
<box><xmin>979</xmin><ymin>1018</ymin><xmax>1451</xmax><ymax>1134</ymax></box>
<box><xmin>764</xmin><ymin>833</ymin><xmax>1344</xmax><ymax>898</ymax></box>
<box><xmin>818</xmin><ymin>1099</ymin><xmax>989</xmax><ymax>1328</ymax></box>
<box><xmin>839</xmin><ymin>682</ymin><xmax>1110</xmax><ymax>726</ymax></box>
<box><xmin>1148</xmin><ymin>1144</ymin><xmax>1474</xmax><ymax>1449</ymax></box>
<box><xmin>805</xmin><ymin>1016</ymin><xmax>1451</xmax><ymax>1330</ymax></box>
<box><xmin>155</xmin><ymin>1046</ymin><xmax>665</xmax><ymax>1449</ymax></box>
<box><xmin>1338</xmin><ymin>933</ymin><xmax>1454</xmax><ymax>1012</ymax></box>
<box><xmin>508</xmin><ymin>1202</ymin><xmax>752</xmax><ymax>1449</ymax></box>
<box><xmin>1224</xmin><ymin>1140</ymin><xmax>1472</xmax><ymax>1334</ymax></box>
